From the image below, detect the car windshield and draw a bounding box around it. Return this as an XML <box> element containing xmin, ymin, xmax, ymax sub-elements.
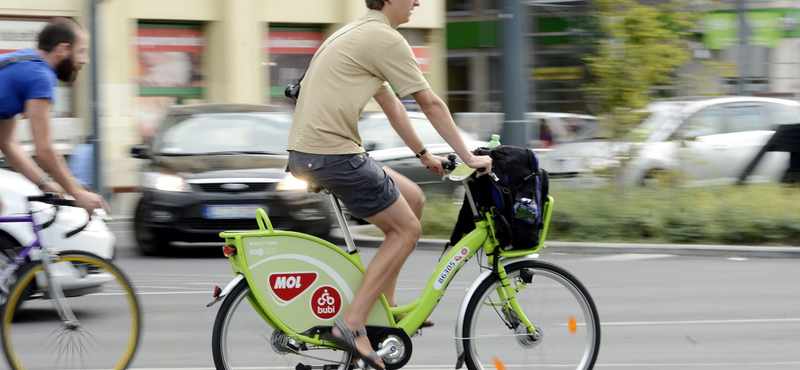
<box><xmin>152</xmin><ymin>113</ymin><xmax>292</xmax><ymax>155</ymax></box>
<box><xmin>359</xmin><ymin>116</ymin><xmax>448</xmax><ymax>151</ymax></box>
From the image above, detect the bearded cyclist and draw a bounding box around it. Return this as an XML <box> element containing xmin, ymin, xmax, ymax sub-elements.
<box><xmin>0</xmin><ymin>18</ymin><xmax>108</xmax><ymax>215</ymax></box>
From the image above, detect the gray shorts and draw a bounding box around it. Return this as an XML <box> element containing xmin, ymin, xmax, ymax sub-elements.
<box><xmin>287</xmin><ymin>151</ymin><xmax>400</xmax><ymax>219</ymax></box>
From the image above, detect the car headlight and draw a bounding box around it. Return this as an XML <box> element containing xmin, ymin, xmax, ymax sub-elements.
<box><xmin>277</xmin><ymin>173</ymin><xmax>308</xmax><ymax>191</ymax></box>
<box><xmin>142</xmin><ymin>172</ymin><xmax>191</xmax><ymax>192</ymax></box>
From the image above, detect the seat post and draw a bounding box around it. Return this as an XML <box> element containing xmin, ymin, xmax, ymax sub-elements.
<box><xmin>324</xmin><ymin>190</ymin><xmax>359</xmax><ymax>253</ymax></box>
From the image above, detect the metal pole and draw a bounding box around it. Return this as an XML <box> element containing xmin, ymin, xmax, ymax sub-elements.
<box><xmin>737</xmin><ymin>0</ymin><xmax>747</xmax><ymax>94</ymax></box>
<box><xmin>89</xmin><ymin>0</ymin><xmax>103</xmax><ymax>195</ymax></box>
<box><xmin>501</xmin><ymin>0</ymin><xmax>529</xmax><ymax>147</ymax></box>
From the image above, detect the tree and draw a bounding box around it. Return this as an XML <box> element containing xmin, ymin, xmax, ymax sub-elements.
<box><xmin>583</xmin><ymin>0</ymin><xmax>703</xmax><ymax>140</ymax></box>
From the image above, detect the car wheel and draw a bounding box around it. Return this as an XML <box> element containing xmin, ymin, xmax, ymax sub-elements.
<box><xmin>0</xmin><ymin>234</ymin><xmax>35</xmax><ymax>309</ymax></box>
<box><xmin>133</xmin><ymin>199</ymin><xmax>172</xmax><ymax>256</ymax></box>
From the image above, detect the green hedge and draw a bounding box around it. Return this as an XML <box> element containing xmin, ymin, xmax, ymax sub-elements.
<box><xmin>418</xmin><ymin>184</ymin><xmax>800</xmax><ymax>246</ymax></box>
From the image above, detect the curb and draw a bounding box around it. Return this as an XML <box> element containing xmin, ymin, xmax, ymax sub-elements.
<box><xmin>331</xmin><ymin>225</ymin><xmax>800</xmax><ymax>259</ymax></box>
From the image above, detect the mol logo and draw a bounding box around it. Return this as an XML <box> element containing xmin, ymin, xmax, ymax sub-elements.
<box><xmin>268</xmin><ymin>272</ymin><xmax>318</xmax><ymax>303</ymax></box>
<box><xmin>310</xmin><ymin>285</ymin><xmax>342</xmax><ymax>320</ymax></box>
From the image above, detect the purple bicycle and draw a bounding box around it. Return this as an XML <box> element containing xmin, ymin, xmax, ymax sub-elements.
<box><xmin>0</xmin><ymin>193</ymin><xmax>141</xmax><ymax>370</ymax></box>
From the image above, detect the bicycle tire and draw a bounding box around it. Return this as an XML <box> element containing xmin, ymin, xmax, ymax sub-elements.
<box><xmin>461</xmin><ymin>259</ymin><xmax>600</xmax><ymax>370</ymax></box>
<box><xmin>212</xmin><ymin>278</ymin><xmax>352</xmax><ymax>370</ymax></box>
<box><xmin>1</xmin><ymin>251</ymin><xmax>141</xmax><ymax>370</ymax></box>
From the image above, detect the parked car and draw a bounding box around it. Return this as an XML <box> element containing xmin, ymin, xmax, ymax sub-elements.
<box><xmin>130</xmin><ymin>104</ymin><xmax>331</xmax><ymax>256</ymax></box>
<box><xmin>538</xmin><ymin>96</ymin><xmax>800</xmax><ymax>187</ymax></box>
<box><xmin>0</xmin><ymin>168</ymin><xmax>116</xmax><ymax>300</ymax></box>
<box><xmin>359</xmin><ymin>111</ymin><xmax>486</xmax><ymax>197</ymax></box>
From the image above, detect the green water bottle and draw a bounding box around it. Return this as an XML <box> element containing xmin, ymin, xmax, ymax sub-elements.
<box><xmin>486</xmin><ymin>134</ymin><xmax>501</xmax><ymax>148</ymax></box>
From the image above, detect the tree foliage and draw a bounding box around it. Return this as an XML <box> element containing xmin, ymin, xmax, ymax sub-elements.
<box><xmin>583</xmin><ymin>0</ymin><xmax>704</xmax><ymax>139</ymax></box>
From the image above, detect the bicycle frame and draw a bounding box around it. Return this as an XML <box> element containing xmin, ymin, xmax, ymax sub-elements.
<box><xmin>0</xmin><ymin>214</ymin><xmax>42</xmax><ymax>284</ymax></box>
<box><xmin>217</xmin><ymin>173</ymin><xmax>554</xmax><ymax>343</ymax></box>
<box><xmin>0</xmin><ymin>208</ymin><xmax>80</xmax><ymax>325</ymax></box>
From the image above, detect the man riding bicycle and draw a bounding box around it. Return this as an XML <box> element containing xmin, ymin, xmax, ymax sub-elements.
<box><xmin>285</xmin><ymin>1</ymin><xmax>491</xmax><ymax>368</ymax></box>
<box><xmin>0</xmin><ymin>18</ymin><xmax>107</xmax><ymax>216</ymax></box>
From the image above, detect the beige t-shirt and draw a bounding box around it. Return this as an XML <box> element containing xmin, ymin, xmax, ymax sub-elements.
<box><xmin>286</xmin><ymin>10</ymin><xmax>431</xmax><ymax>154</ymax></box>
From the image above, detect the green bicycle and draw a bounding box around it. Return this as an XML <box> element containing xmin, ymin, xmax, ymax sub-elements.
<box><xmin>209</xmin><ymin>160</ymin><xmax>600</xmax><ymax>370</ymax></box>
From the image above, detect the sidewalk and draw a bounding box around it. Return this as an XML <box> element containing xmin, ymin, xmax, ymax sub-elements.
<box><xmin>332</xmin><ymin>224</ymin><xmax>800</xmax><ymax>259</ymax></box>
<box><xmin>109</xmin><ymin>192</ymin><xmax>800</xmax><ymax>258</ymax></box>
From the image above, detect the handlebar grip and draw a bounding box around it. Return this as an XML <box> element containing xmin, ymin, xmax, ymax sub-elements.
<box><xmin>27</xmin><ymin>194</ymin><xmax>75</xmax><ymax>207</ymax></box>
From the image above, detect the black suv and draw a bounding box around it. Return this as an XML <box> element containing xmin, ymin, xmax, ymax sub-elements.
<box><xmin>130</xmin><ymin>104</ymin><xmax>331</xmax><ymax>256</ymax></box>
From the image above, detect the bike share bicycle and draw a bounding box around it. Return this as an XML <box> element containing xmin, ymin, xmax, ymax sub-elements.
<box><xmin>210</xmin><ymin>155</ymin><xmax>600</xmax><ymax>370</ymax></box>
<box><xmin>0</xmin><ymin>194</ymin><xmax>141</xmax><ymax>370</ymax></box>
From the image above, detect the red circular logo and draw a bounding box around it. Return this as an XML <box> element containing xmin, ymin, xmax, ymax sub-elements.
<box><xmin>310</xmin><ymin>285</ymin><xmax>342</xmax><ymax>320</ymax></box>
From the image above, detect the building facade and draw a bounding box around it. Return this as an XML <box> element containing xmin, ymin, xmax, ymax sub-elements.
<box><xmin>0</xmin><ymin>0</ymin><xmax>448</xmax><ymax>190</ymax></box>
<box><xmin>444</xmin><ymin>0</ymin><xmax>800</xmax><ymax>115</ymax></box>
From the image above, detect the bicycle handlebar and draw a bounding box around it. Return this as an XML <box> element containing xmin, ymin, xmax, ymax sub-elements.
<box><xmin>26</xmin><ymin>193</ymin><xmax>94</xmax><ymax>238</ymax></box>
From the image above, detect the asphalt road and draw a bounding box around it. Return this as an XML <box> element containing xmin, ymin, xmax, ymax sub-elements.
<box><xmin>18</xmin><ymin>220</ymin><xmax>800</xmax><ymax>370</ymax></box>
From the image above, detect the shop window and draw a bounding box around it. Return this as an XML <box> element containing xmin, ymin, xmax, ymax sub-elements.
<box><xmin>136</xmin><ymin>22</ymin><xmax>205</xmax><ymax>140</ymax></box>
<box><xmin>447</xmin><ymin>0</ymin><xmax>473</xmax><ymax>13</ymax></box>
<box><xmin>265</xmin><ymin>25</ymin><xmax>323</xmax><ymax>105</ymax></box>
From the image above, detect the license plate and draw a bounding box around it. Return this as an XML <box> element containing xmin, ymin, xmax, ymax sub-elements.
<box><xmin>202</xmin><ymin>205</ymin><xmax>263</xmax><ymax>219</ymax></box>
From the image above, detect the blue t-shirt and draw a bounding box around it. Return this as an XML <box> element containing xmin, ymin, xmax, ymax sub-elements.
<box><xmin>0</xmin><ymin>48</ymin><xmax>57</xmax><ymax>120</ymax></box>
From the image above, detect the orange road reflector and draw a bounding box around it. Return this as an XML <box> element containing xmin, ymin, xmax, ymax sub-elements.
<box><xmin>568</xmin><ymin>315</ymin><xmax>577</xmax><ymax>334</ymax></box>
<box><xmin>493</xmin><ymin>356</ymin><xmax>506</xmax><ymax>370</ymax></box>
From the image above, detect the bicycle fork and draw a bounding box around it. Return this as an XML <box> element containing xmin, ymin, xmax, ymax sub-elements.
<box><xmin>39</xmin><ymin>252</ymin><xmax>80</xmax><ymax>329</ymax></box>
<box><xmin>494</xmin><ymin>264</ymin><xmax>537</xmax><ymax>338</ymax></box>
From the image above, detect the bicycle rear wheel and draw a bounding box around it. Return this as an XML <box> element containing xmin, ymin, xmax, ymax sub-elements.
<box><xmin>212</xmin><ymin>278</ymin><xmax>352</xmax><ymax>370</ymax></box>
<box><xmin>461</xmin><ymin>259</ymin><xmax>600</xmax><ymax>370</ymax></box>
<box><xmin>1</xmin><ymin>251</ymin><xmax>141</xmax><ymax>370</ymax></box>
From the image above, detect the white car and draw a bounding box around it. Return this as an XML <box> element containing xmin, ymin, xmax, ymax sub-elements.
<box><xmin>0</xmin><ymin>169</ymin><xmax>116</xmax><ymax>297</ymax></box>
<box><xmin>539</xmin><ymin>96</ymin><xmax>800</xmax><ymax>187</ymax></box>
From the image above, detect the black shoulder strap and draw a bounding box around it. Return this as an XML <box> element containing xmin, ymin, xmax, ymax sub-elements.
<box><xmin>0</xmin><ymin>55</ymin><xmax>38</xmax><ymax>70</ymax></box>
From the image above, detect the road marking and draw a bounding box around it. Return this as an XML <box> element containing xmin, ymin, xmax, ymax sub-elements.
<box><xmin>584</xmin><ymin>253</ymin><xmax>675</xmax><ymax>261</ymax></box>
<box><xmin>603</xmin><ymin>317</ymin><xmax>800</xmax><ymax>326</ymax></box>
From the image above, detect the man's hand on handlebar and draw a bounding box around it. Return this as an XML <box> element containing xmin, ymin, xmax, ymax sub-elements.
<box><xmin>72</xmin><ymin>189</ymin><xmax>111</xmax><ymax>216</ymax></box>
<box><xmin>421</xmin><ymin>154</ymin><xmax>449</xmax><ymax>176</ymax></box>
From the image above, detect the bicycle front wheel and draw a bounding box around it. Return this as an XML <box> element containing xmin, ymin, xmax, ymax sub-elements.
<box><xmin>212</xmin><ymin>278</ymin><xmax>351</xmax><ymax>370</ymax></box>
<box><xmin>1</xmin><ymin>251</ymin><xmax>141</xmax><ymax>370</ymax></box>
<box><xmin>461</xmin><ymin>259</ymin><xmax>600</xmax><ymax>370</ymax></box>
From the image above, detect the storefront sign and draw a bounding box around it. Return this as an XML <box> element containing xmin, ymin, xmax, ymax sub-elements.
<box><xmin>266</xmin><ymin>31</ymin><xmax>322</xmax><ymax>54</ymax></box>
<box><xmin>0</xmin><ymin>20</ymin><xmax>46</xmax><ymax>54</ymax></box>
<box><xmin>137</xmin><ymin>28</ymin><xmax>204</xmax><ymax>53</ymax></box>
<box><xmin>704</xmin><ymin>11</ymin><xmax>781</xmax><ymax>50</ymax></box>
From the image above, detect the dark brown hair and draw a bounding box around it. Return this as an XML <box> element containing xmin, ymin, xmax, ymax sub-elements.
<box><xmin>366</xmin><ymin>0</ymin><xmax>386</xmax><ymax>10</ymax></box>
<box><xmin>37</xmin><ymin>18</ymin><xmax>82</xmax><ymax>52</ymax></box>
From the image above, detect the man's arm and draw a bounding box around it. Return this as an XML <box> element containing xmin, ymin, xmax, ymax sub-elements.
<box><xmin>25</xmin><ymin>98</ymin><xmax>83</xmax><ymax>195</ymax></box>
<box><xmin>373</xmin><ymin>91</ymin><xmax>450</xmax><ymax>174</ymax></box>
<box><xmin>0</xmin><ymin>115</ymin><xmax>63</xmax><ymax>192</ymax></box>
<box><xmin>24</xmin><ymin>98</ymin><xmax>107</xmax><ymax>213</ymax></box>
<box><xmin>373</xmin><ymin>91</ymin><xmax>426</xmax><ymax>154</ymax></box>
<box><xmin>411</xmin><ymin>89</ymin><xmax>491</xmax><ymax>173</ymax></box>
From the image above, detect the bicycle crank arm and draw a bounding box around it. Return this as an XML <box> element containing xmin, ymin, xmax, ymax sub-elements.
<box><xmin>207</xmin><ymin>274</ymin><xmax>245</xmax><ymax>307</ymax></box>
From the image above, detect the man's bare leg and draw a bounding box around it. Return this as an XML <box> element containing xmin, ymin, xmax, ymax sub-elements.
<box><xmin>332</xmin><ymin>194</ymin><xmax>421</xmax><ymax>368</ymax></box>
<box><xmin>381</xmin><ymin>167</ymin><xmax>425</xmax><ymax>307</ymax></box>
